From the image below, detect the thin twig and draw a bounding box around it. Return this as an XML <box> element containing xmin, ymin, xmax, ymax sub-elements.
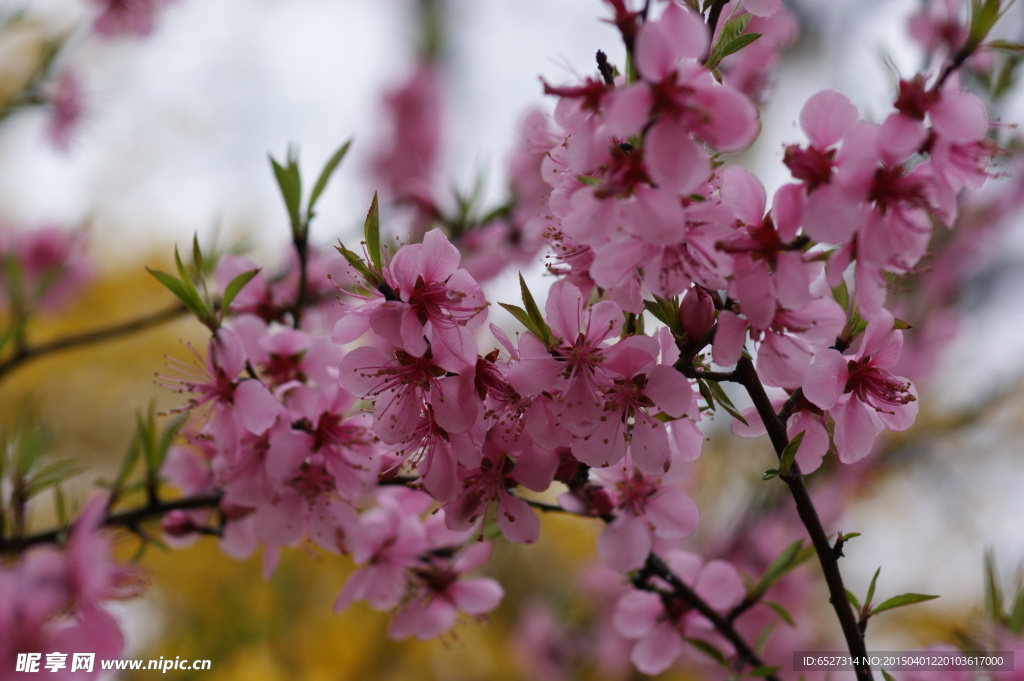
<box><xmin>0</xmin><ymin>491</ymin><xmax>223</xmax><ymax>553</ymax></box>
<box><xmin>0</xmin><ymin>303</ymin><xmax>188</xmax><ymax>382</ymax></box>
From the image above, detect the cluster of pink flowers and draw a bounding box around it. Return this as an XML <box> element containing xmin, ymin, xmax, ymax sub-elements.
<box><xmin>1</xmin><ymin>498</ymin><xmax>135</xmax><ymax>677</ymax></box>
<box><xmin>2</xmin><ymin>0</ymin><xmax>1011</xmax><ymax>677</ymax></box>
<box><xmin>144</xmin><ymin>0</ymin><xmax>1012</xmax><ymax>671</ymax></box>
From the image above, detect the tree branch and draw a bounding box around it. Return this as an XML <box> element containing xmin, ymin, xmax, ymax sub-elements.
<box><xmin>0</xmin><ymin>491</ymin><xmax>223</xmax><ymax>553</ymax></box>
<box><xmin>735</xmin><ymin>356</ymin><xmax>873</xmax><ymax>681</ymax></box>
<box><xmin>0</xmin><ymin>302</ymin><xmax>188</xmax><ymax>382</ymax></box>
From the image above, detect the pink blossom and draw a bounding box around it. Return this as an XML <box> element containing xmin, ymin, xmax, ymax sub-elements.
<box><xmin>574</xmin><ymin>334</ymin><xmax>694</xmax><ymax>474</ymax></box>
<box><xmin>592</xmin><ymin>457</ymin><xmax>699</xmax><ymax>572</ymax></box>
<box><xmin>803</xmin><ymin>311</ymin><xmax>918</xmax><ymax>463</ymax></box>
<box><xmin>91</xmin><ymin>0</ymin><xmax>173</xmax><ymax>38</ymax></box>
<box><xmin>508</xmin><ymin>280</ymin><xmax>622</xmax><ymax>438</ymax></box>
<box><xmin>334</xmin><ymin>488</ymin><xmax>433</xmax><ymax>613</ymax></box>
<box><xmin>388</xmin><ymin>541</ymin><xmax>503</xmax><ymax>641</ymax></box>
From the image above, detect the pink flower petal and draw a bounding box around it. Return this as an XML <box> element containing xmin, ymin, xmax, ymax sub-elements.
<box><xmin>800</xmin><ymin>89</ymin><xmax>859</xmax><ymax>149</ymax></box>
<box><xmin>598</xmin><ymin>514</ymin><xmax>651</xmax><ymax>572</ymax></box>
<box><xmin>802</xmin><ymin>349</ymin><xmax>849</xmax><ymax>410</ymax></box>
<box><xmin>631</xmin><ymin>621</ymin><xmax>685</xmax><ymax>675</ymax></box>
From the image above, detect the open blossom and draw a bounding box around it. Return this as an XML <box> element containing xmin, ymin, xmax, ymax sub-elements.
<box><xmin>591</xmin><ymin>455</ymin><xmax>699</xmax><ymax>573</ymax></box>
<box><xmin>803</xmin><ymin>311</ymin><xmax>918</xmax><ymax>463</ymax></box>
<box><xmin>161</xmin><ymin>327</ymin><xmax>280</xmax><ymax>436</ymax></box>
<box><xmin>574</xmin><ymin>334</ymin><xmax>694</xmax><ymax>474</ymax></box>
<box><xmin>507</xmin><ymin>280</ymin><xmax>621</xmax><ymax>438</ymax></box>
<box><xmin>334</xmin><ymin>228</ymin><xmax>487</xmax><ymax>370</ymax></box>
<box><xmin>388</xmin><ymin>541</ymin><xmax>504</xmax><ymax>641</ymax></box>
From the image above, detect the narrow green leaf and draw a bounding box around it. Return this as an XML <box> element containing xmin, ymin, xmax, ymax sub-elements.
<box><xmin>755</xmin><ymin>540</ymin><xmax>810</xmax><ymax>595</ymax></box>
<box><xmin>576</xmin><ymin>175</ymin><xmax>601</xmax><ymax>186</ymax></box>
<box><xmin>335</xmin><ymin>244</ymin><xmax>376</xmax><ymax>285</ymax></box>
<box><xmin>779</xmin><ymin>430</ymin><xmax>805</xmax><ymax>475</ymax></box>
<box><xmin>684</xmin><ymin>638</ymin><xmax>729</xmax><ymax>668</ymax></box>
<box><xmin>985</xmin><ymin>550</ymin><xmax>1004</xmax><ymax>620</ymax></box>
<box><xmin>174</xmin><ymin>245</ymin><xmax>192</xmax><ymax>283</ymax></box>
<box><xmin>498</xmin><ymin>302</ymin><xmax>542</xmax><ymax>339</ymax></box>
<box><xmin>364</xmin><ymin>192</ymin><xmax>382</xmax><ymax>271</ymax></box>
<box><xmin>1007</xmin><ymin>585</ymin><xmax>1024</xmax><ymax>634</ymax></box>
<box><xmin>846</xmin><ymin>589</ymin><xmax>861</xmax><ymax>609</ymax></box>
<box><xmin>221</xmin><ymin>268</ymin><xmax>261</xmax><ymax>312</ymax></box>
<box><xmin>893</xmin><ymin>317</ymin><xmax>912</xmax><ymax>330</ymax></box>
<box><xmin>307</xmin><ymin>139</ymin><xmax>352</xmax><ymax>216</ymax></box>
<box><xmin>832</xmin><ymin>279</ymin><xmax>850</xmax><ymax>311</ymax></box>
<box><xmin>762</xmin><ymin>468</ymin><xmax>779</xmax><ymax>480</ymax></box>
<box><xmin>706</xmin><ymin>13</ymin><xmax>752</xmax><ymax>68</ymax></box>
<box><xmin>764</xmin><ymin>600</ymin><xmax>796</xmax><ymax>627</ymax></box>
<box><xmin>747</xmin><ymin>666</ymin><xmax>781</xmax><ymax>678</ymax></box>
<box><xmin>110</xmin><ymin>434</ymin><xmax>142</xmax><ymax>503</ymax></box>
<box><xmin>704</xmin><ymin>379</ymin><xmax>748</xmax><ymax>426</ymax></box>
<box><xmin>697</xmin><ymin>379</ymin><xmax>716</xmax><ymax>412</ymax></box>
<box><xmin>882</xmin><ymin>671</ymin><xmax>898</xmax><ymax>681</ymax></box>
<box><xmin>871</xmin><ymin>592</ymin><xmax>939</xmax><ymax>616</ymax></box>
<box><xmin>518</xmin><ymin>274</ymin><xmax>552</xmax><ymax>344</ymax></box>
<box><xmin>191</xmin><ymin>234</ymin><xmax>204</xmax><ymax>279</ymax></box>
<box><xmin>146</xmin><ymin>268</ymin><xmax>206</xmax><ymax>318</ymax></box>
<box><xmin>865</xmin><ymin>566</ymin><xmax>882</xmax><ymax>610</ymax></box>
<box><xmin>718</xmin><ymin>33</ymin><xmax>762</xmax><ymax>61</ymax></box>
<box><xmin>987</xmin><ymin>39</ymin><xmax>1024</xmax><ymax>52</ymax></box>
<box><xmin>270</xmin><ymin>153</ymin><xmax>303</xmax><ymax>236</ymax></box>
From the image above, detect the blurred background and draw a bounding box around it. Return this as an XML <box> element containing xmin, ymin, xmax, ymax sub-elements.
<box><xmin>2</xmin><ymin>0</ymin><xmax>1024</xmax><ymax>679</ymax></box>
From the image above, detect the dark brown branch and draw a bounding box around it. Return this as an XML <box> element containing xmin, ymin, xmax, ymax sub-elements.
<box><xmin>0</xmin><ymin>303</ymin><xmax>188</xmax><ymax>382</ymax></box>
<box><xmin>643</xmin><ymin>553</ymin><xmax>781</xmax><ymax>681</ymax></box>
<box><xmin>514</xmin><ymin>495</ymin><xmax>773</xmax><ymax>677</ymax></box>
<box><xmin>735</xmin><ymin>357</ymin><xmax>873</xmax><ymax>681</ymax></box>
<box><xmin>0</xmin><ymin>491</ymin><xmax>223</xmax><ymax>554</ymax></box>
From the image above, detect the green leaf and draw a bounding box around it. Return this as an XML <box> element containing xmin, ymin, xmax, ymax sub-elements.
<box><xmin>865</xmin><ymin>566</ymin><xmax>882</xmax><ymax>611</ymax></box>
<box><xmin>764</xmin><ymin>600</ymin><xmax>796</xmax><ymax>627</ymax></box>
<box><xmin>718</xmin><ymin>33</ymin><xmax>762</xmax><ymax>61</ymax></box>
<box><xmin>1007</xmin><ymin>585</ymin><xmax>1024</xmax><ymax>634</ymax></box>
<box><xmin>704</xmin><ymin>379</ymin><xmax>748</xmax><ymax>426</ymax></box>
<box><xmin>684</xmin><ymin>638</ymin><xmax>729</xmax><ymax>668</ymax></box>
<box><xmin>988</xmin><ymin>39</ymin><xmax>1024</xmax><ymax>51</ymax></box>
<box><xmin>846</xmin><ymin>589</ymin><xmax>861</xmax><ymax>609</ymax></box>
<box><xmin>307</xmin><ymin>139</ymin><xmax>352</xmax><ymax>217</ymax></box>
<box><xmin>191</xmin><ymin>234</ymin><xmax>204</xmax><ymax>278</ymax></box>
<box><xmin>882</xmin><ymin>671</ymin><xmax>899</xmax><ymax>681</ymax></box>
<box><xmin>746</xmin><ymin>666</ymin><xmax>781</xmax><ymax>678</ymax></box>
<box><xmin>576</xmin><ymin>175</ymin><xmax>601</xmax><ymax>186</ymax></box>
<box><xmin>762</xmin><ymin>468</ymin><xmax>779</xmax><ymax>480</ymax></box>
<box><xmin>832</xmin><ymin>278</ymin><xmax>850</xmax><ymax>312</ymax></box>
<box><xmin>697</xmin><ymin>379</ymin><xmax>716</xmax><ymax>412</ymax></box>
<box><xmin>755</xmin><ymin>540</ymin><xmax>812</xmax><ymax>596</ymax></box>
<box><xmin>109</xmin><ymin>434</ymin><xmax>142</xmax><ymax>505</ymax></box>
<box><xmin>518</xmin><ymin>274</ymin><xmax>552</xmax><ymax>345</ymax></box>
<box><xmin>270</xmin><ymin>151</ymin><xmax>303</xmax><ymax>237</ymax></box>
<box><xmin>146</xmin><ymin>267</ymin><xmax>207</xmax><ymax>319</ymax></box>
<box><xmin>870</xmin><ymin>592</ymin><xmax>939</xmax><ymax>616</ymax></box>
<box><xmin>706</xmin><ymin>13</ymin><xmax>753</xmax><ymax>68</ymax></box>
<box><xmin>893</xmin><ymin>318</ymin><xmax>912</xmax><ymax>330</ymax></box>
<box><xmin>221</xmin><ymin>268</ymin><xmax>261</xmax><ymax>312</ymax></box>
<box><xmin>985</xmin><ymin>550</ymin><xmax>1004</xmax><ymax>620</ymax></box>
<box><xmin>335</xmin><ymin>243</ymin><xmax>376</xmax><ymax>285</ymax></box>
<box><xmin>364</xmin><ymin>192</ymin><xmax>382</xmax><ymax>271</ymax></box>
<box><xmin>499</xmin><ymin>302</ymin><xmax>548</xmax><ymax>342</ymax></box>
<box><xmin>779</xmin><ymin>430</ymin><xmax>805</xmax><ymax>475</ymax></box>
